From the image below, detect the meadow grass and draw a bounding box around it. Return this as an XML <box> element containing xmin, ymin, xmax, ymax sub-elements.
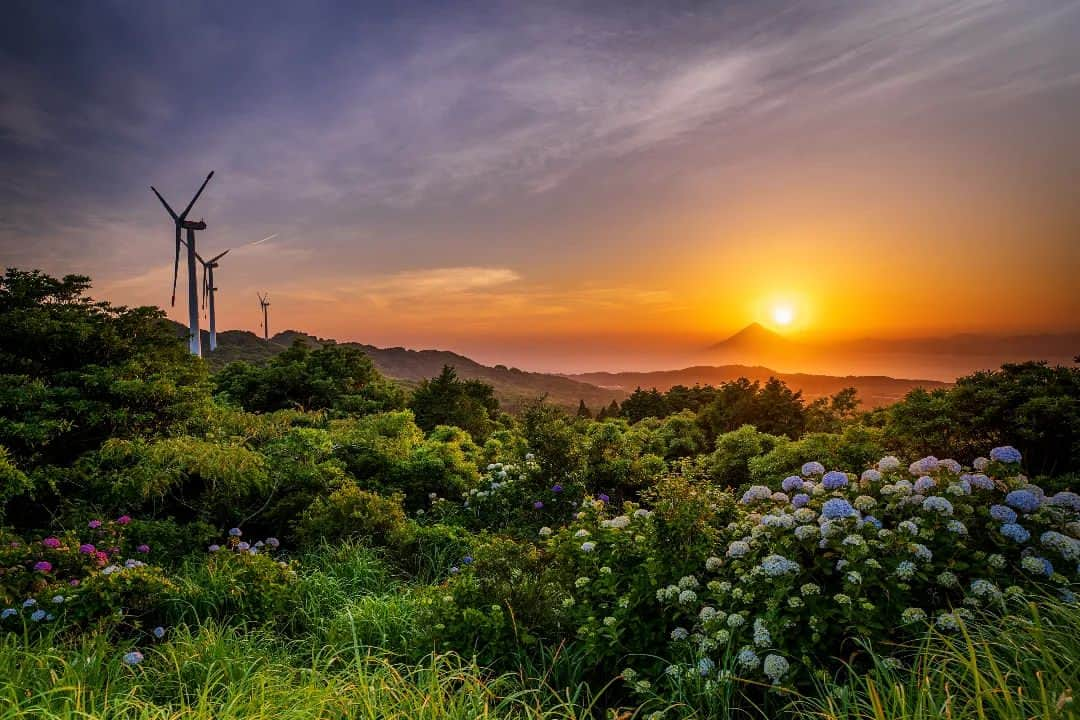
<box><xmin>791</xmin><ymin>598</ymin><xmax>1079</xmax><ymax>720</ymax></box>
<box><xmin>3</xmin><ymin>539</ymin><xmax>1074</xmax><ymax>720</ymax></box>
<box><xmin>0</xmin><ymin>622</ymin><xmax>606</xmax><ymax>720</ymax></box>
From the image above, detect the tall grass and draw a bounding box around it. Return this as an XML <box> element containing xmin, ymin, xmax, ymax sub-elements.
<box><xmin>791</xmin><ymin>598</ymin><xmax>1079</xmax><ymax>720</ymax></box>
<box><xmin>0</xmin><ymin>622</ymin><xmax>605</xmax><ymax>720</ymax></box>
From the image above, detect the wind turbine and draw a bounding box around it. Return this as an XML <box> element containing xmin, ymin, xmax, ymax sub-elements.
<box><xmin>258</xmin><ymin>292</ymin><xmax>271</xmax><ymax>341</ymax></box>
<box><xmin>150</xmin><ymin>172</ymin><xmax>215</xmax><ymax>356</ymax></box>
<box><xmin>196</xmin><ymin>248</ymin><xmax>229</xmax><ymax>352</ymax></box>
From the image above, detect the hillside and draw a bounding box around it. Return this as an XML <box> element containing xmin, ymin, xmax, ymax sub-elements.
<box><xmin>183</xmin><ymin>323</ymin><xmax>947</xmax><ymax>411</ymax></box>
<box><xmin>192</xmin><ymin>326</ymin><xmax>626</xmax><ymax>411</ymax></box>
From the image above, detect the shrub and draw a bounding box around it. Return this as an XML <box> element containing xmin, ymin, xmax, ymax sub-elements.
<box><xmin>651</xmin><ymin>447</ymin><xmax>1079</xmax><ymax>690</ymax></box>
<box><xmin>296</xmin><ymin>482</ymin><xmax>411</xmax><ymax>547</ymax></box>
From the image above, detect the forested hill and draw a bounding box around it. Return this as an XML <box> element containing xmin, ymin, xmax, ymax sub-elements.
<box><xmin>192</xmin><ymin>326</ymin><xmax>626</xmax><ymax>411</ymax></box>
<box><xmin>188</xmin><ymin>323</ymin><xmax>949</xmax><ymax>411</ymax></box>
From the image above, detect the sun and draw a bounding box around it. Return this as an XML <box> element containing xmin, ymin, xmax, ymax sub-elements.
<box><xmin>772</xmin><ymin>304</ymin><xmax>794</xmax><ymax>326</ymax></box>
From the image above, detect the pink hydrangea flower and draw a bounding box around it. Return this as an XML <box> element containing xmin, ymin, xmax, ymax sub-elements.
<box><xmin>42</xmin><ymin>537</ymin><xmax>61</xmax><ymax>549</ymax></box>
<box><xmin>88</xmin><ymin>520</ymin><xmax>102</xmax><ymax>529</ymax></box>
<box><xmin>34</xmin><ymin>561</ymin><xmax>52</xmax><ymax>573</ymax></box>
<box><xmin>136</xmin><ymin>544</ymin><xmax>150</xmax><ymax>554</ymax></box>
<box><xmin>79</xmin><ymin>544</ymin><xmax>96</xmax><ymax>554</ymax></box>
<box><xmin>116</xmin><ymin>515</ymin><xmax>131</xmax><ymax>525</ymax></box>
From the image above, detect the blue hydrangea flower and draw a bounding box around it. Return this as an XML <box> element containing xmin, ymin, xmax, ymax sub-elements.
<box><xmin>763</xmin><ymin>654</ymin><xmax>789</xmax><ymax>684</ymax></box>
<box><xmin>910</xmin><ymin>544</ymin><xmax>933</xmax><ymax>562</ymax></box>
<box><xmin>947</xmin><ymin>520</ymin><xmax>967</xmax><ymax>534</ymax></box>
<box><xmin>736</xmin><ymin>647</ymin><xmax>760</xmax><ymax>669</ymax></box>
<box><xmin>863</xmin><ymin>515</ymin><xmax>882</xmax><ymax>529</ymax></box>
<box><xmin>989</xmin><ymin>505</ymin><xmax>1017</xmax><ymax>523</ymax></box>
<box><xmin>123</xmin><ymin>651</ymin><xmax>144</xmax><ymax>665</ymax></box>
<box><xmin>760</xmin><ymin>554</ymin><xmax>799</xmax><ymax>576</ymax></box>
<box><xmin>1048</xmin><ymin>491</ymin><xmax>1080</xmax><ymax>511</ymax></box>
<box><xmin>0</xmin><ymin>608</ymin><xmax>15</xmax><ymax>619</ymax></box>
<box><xmin>894</xmin><ymin>561</ymin><xmax>916</xmax><ymax>579</ymax></box>
<box><xmin>697</xmin><ymin>657</ymin><xmax>716</xmax><ymax>676</ymax></box>
<box><xmin>228</xmin><ymin>528</ymin><xmax>242</xmax><ymax>537</ymax></box>
<box><xmin>990</xmin><ymin>446</ymin><xmax>1022</xmax><ymax>463</ymax></box>
<box><xmin>921</xmin><ymin>496</ymin><xmax>954</xmax><ymax>515</ymax></box>
<box><xmin>1005</xmin><ymin>490</ymin><xmax>1040</xmax><ymax>514</ymax></box>
<box><xmin>967</xmin><ymin>473</ymin><xmax>994</xmax><ymax>490</ymax></box>
<box><xmin>913</xmin><ymin>476</ymin><xmax>936</xmax><ymax>494</ymax></box>
<box><xmin>821</xmin><ymin>498</ymin><xmax>858</xmax><ymax>520</ymax></box>
<box><xmin>30</xmin><ymin>610</ymin><xmax>46</xmax><ymax>622</ymax></box>
<box><xmin>1021</xmin><ymin>555</ymin><xmax>1053</xmax><ymax>576</ymax></box>
<box><xmin>999</xmin><ymin>523</ymin><xmax>1030</xmax><ymax>543</ymax></box>
<box><xmin>462</xmin><ymin>555</ymin><xmax>474</xmax><ymax>564</ymax></box>
<box><xmin>741</xmin><ymin>485</ymin><xmax>772</xmax><ymax>504</ymax></box>
<box><xmin>781</xmin><ymin>476</ymin><xmax>804</xmax><ymax>493</ymax></box>
<box><xmin>792</xmin><ymin>493</ymin><xmax>810</xmax><ymax>508</ymax></box>
<box><xmin>909</xmin><ymin>456</ymin><xmax>939</xmax><ymax>475</ymax></box>
<box><xmin>152</xmin><ymin>626</ymin><xmax>166</xmax><ymax>639</ymax></box>
<box><xmin>822</xmin><ymin>471</ymin><xmax>848</xmax><ymax>490</ymax></box>
<box><xmin>801</xmin><ymin>461</ymin><xmax>825</xmax><ymax>476</ymax></box>
<box><xmin>726</xmin><ymin>541</ymin><xmax>751</xmax><ymax>558</ymax></box>
<box><xmin>1041</xmin><ymin>531</ymin><xmax>1080</xmax><ymax>561</ymax></box>
<box><xmin>860</xmin><ymin>468</ymin><xmax>882</xmax><ymax>483</ymax></box>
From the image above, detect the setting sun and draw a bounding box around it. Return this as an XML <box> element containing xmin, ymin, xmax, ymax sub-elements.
<box><xmin>772</xmin><ymin>304</ymin><xmax>795</xmax><ymax>326</ymax></box>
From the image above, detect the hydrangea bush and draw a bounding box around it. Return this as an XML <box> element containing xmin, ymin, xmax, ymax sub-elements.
<box><xmin>652</xmin><ymin>447</ymin><xmax>1079</xmax><ymax>689</ymax></box>
<box><xmin>0</xmin><ymin>515</ymin><xmax>174</xmax><ymax>633</ymax></box>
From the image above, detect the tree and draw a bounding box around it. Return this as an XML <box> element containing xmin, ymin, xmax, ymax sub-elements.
<box><xmin>621</xmin><ymin>387</ymin><xmax>669</xmax><ymax>423</ymax></box>
<box><xmin>214</xmin><ymin>340</ymin><xmax>404</xmax><ymax>414</ymax></box>
<box><xmin>885</xmin><ymin>362</ymin><xmax>1080</xmax><ymax>475</ymax></box>
<box><xmin>576</xmin><ymin>400</ymin><xmax>593</xmax><ymax>419</ymax></box>
<box><xmin>697</xmin><ymin>377</ymin><xmax>807</xmax><ymax>440</ymax></box>
<box><xmin>806</xmin><ymin>387</ymin><xmax>861</xmax><ymax>433</ymax></box>
<box><xmin>409</xmin><ymin>365</ymin><xmax>499</xmax><ymax>441</ymax></box>
<box><xmin>0</xmin><ymin>268</ymin><xmax>211</xmax><ymax>525</ymax></box>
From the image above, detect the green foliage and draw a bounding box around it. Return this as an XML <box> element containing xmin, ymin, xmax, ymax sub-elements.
<box><xmin>885</xmin><ymin>361</ymin><xmax>1080</xmax><ymax>475</ymax></box>
<box><xmin>173</xmin><ymin>539</ymin><xmax>301</xmax><ymax>626</ymax></box>
<box><xmin>410</xmin><ymin>365</ymin><xmax>500</xmax><ymax>441</ymax></box>
<box><xmin>331</xmin><ymin>411</ymin><xmax>480</xmax><ymax>507</ymax></box>
<box><xmin>215</xmin><ymin>340</ymin><xmax>406</xmax><ymax>414</ymax></box>
<box><xmin>747</xmin><ymin>425</ymin><xmax>886</xmax><ymax>485</ymax></box>
<box><xmin>698</xmin><ymin>377</ymin><xmax>808</xmax><ymax>440</ymax></box>
<box><xmin>703</xmin><ymin>425</ymin><xmax>785</xmax><ymax>489</ymax></box>
<box><xmin>793</xmin><ymin>598</ymin><xmax>1080</xmax><ymax>720</ymax></box>
<box><xmin>297</xmin><ymin>482</ymin><xmax>411</xmax><ymax>547</ymax></box>
<box><xmin>0</xmin><ymin>270</ymin><xmax>211</xmax><ymax>525</ymax></box>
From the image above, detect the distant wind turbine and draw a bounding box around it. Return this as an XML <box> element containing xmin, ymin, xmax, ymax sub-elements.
<box><xmin>258</xmin><ymin>292</ymin><xmax>271</xmax><ymax>341</ymax></box>
<box><xmin>195</xmin><ymin>248</ymin><xmax>230</xmax><ymax>352</ymax></box>
<box><xmin>150</xmin><ymin>172</ymin><xmax>215</xmax><ymax>356</ymax></box>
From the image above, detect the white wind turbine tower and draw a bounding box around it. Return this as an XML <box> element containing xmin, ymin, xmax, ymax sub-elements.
<box><xmin>195</xmin><ymin>248</ymin><xmax>229</xmax><ymax>352</ymax></box>
<box><xmin>195</xmin><ymin>233</ymin><xmax>277</xmax><ymax>352</ymax></box>
<box><xmin>258</xmin><ymin>292</ymin><xmax>271</xmax><ymax>341</ymax></box>
<box><xmin>150</xmin><ymin>172</ymin><xmax>214</xmax><ymax>356</ymax></box>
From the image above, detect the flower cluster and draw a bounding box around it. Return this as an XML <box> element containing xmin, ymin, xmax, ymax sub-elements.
<box><xmin>653</xmin><ymin>445</ymin><xmax>1078</xmax><ymax>688</ymax></box>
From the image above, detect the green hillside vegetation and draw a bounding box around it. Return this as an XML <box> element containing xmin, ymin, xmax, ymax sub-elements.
<box><xmin>4</xmin><ymin>268</ymin><xmax>1080</xmax><ymax>719</ymax></box>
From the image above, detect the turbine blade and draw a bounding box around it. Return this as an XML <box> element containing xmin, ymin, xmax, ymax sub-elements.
<box><xmin>170</xmin><ymin>227</ymin><xmax>181</xmax><ymax>307</ymax></box>
<box><xmin>247</xmin><ymin>233</ymin><xmax>277</xmax><ymax>247</ymax></box>
<box><xmin>195</xmin><ymin>251</ymin><xmax>206</xmax><ymax>264</ymax></box>
<box><xmin>150</xmin><ymin>186</ymin><xmax>178</xmax><ymax>220</ymax></box>
<box><xmin>210</xmin><ymin>248</ymin><xmax>230</xmax><ymax>263</ymax></box>
<box><xmin>179</xmin><ymin>171</ymin><xmax>214</xmax><ymax>220</ymax></box>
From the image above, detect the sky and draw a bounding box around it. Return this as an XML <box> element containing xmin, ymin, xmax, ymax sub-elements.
<box><xmin>2</xmin><ymin>0</ymin><xmax>1079</xmax><ymax>372</ymax></box>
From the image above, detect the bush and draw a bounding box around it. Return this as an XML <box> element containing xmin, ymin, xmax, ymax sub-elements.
<box><xmin>651</xmin><ymin>447</ymin><xmax>1079</xmax><ymax>689</ymax></box>
<box><xmin>296</xmin><ymin>482</ymin><xmax>411</xmax><ymax>547</ymax></box>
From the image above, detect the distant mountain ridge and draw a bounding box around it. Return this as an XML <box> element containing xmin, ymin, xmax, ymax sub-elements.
<box><xmin>704</xmin><ymin>324</ymin><xmax>1079</xmax><ymax>381</ymax></box>
<box><xmin>178</xmin><ymin>322</ymin><xmax>950</xmax><ymax>411</ymax></box>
